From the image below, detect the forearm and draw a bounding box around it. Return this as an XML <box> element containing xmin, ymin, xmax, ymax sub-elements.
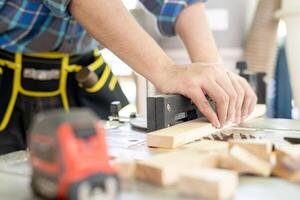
<box><xmin>69</xmin><ymin>0</ymin><xmax>257</xmax><ymax>128</ymax></box>
<box><xmin>69</xmin><ymin>0</ymin><xmax>174</xmax><ymax>88</ymax></box>
<box><xmin>175</xmin><ymin>3</ymin><xmax>221</xmax><ymax>63</ymax></box>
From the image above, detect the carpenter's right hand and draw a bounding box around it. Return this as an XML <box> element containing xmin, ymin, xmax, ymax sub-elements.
<box><xmin>156</xmin><ymin>63</ymin><xmax>257</xmax><ymax>128</ymax></box>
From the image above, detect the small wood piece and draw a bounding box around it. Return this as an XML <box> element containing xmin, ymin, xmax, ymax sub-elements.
<box><xmin>147</xmin><ymin>105</ymin><xmax>266</xmax><ymax>149</ymax></box>
<box><xmin>112</xmin><ymin>159</ymin><xmax>136</xmax><ymax>180</ymax></box>
<box><xmin>219</xmin><ymin>152</ymin><xmax>231</xmax><ymax>169</ymax></box>
<box><xmin>136</xmin><ymin>150</ymin><xmax>220</xmax><ymax>186</ymax></box>
<box><xmin>186</xmin><ymin>140</ymin><xmax>230</xmax><ymax>169</ymax></box>
<box><xmin>228</xmin><ymin>139</ymin><xmax>273</xmax><ymax>162</ymax></box>
<box><xmin>178</xmin><ymin>168</ymin><xmax>239</xmax><ymax>200</ymax></box>
<box><xmin>227</xmin><ymin>141</ymin><xmax>272</xmax><ymax>176</ymax></box>
<box><xmin>273</xmin><ymin>146</ymin><xmax>300</xmax><ymax>183</ymax></box>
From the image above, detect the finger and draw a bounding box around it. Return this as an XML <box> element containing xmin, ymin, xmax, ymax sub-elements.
<box><xmin>202</xmin><ymin>81</ymin><xmax>229</xmax><ymax>128</ymax></box>
<box><xmin>216</xmin><ymin>72</ymin><xmax>238</xmax><ymax>123</ymax></box>
<box><xmin>248</xmin><ymin>90</ymin><xmax>258</xmax><ymax>116</ymax></box>
<box><xmin>189</xmin><ymin>89</ymin><xmax>220</xmax><ymax>128</ymax></box>
<box><xmin>238</xmin><ymin>77</ymin><xmax>257</xmax><ymax>122</ymax></box>
<box><xmin>227</xmin><ymin>72</ymin><xmax>245</xmax><ymax>124</ymax></box>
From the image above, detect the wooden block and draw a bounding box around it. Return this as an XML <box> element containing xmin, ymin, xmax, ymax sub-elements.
<box><xmin>147</xmin><ymin>105</ymin><xmax>266</xmax><ymax>149</ymax></box>
<box><xmin>178</xmin><ymin>168</ymin><xmax>239</xmax><ymax>200</ymax></box>
<box><xmin>228</xmin><ymin>145</ymin><xmax>272</xmax><ymax>176</ymax></box>
<box><xmin>219</xmin><ymin>152</ymin><xmax>231</xmax><ymax>169</ymax></box>
<box><xmin>136</xmin><ymin>150</ymin><xmax>220</xmax><ymax>186</ymax></box>
<box><xmin>273</xmin><ymin>146</ymin><xmax>300</xmax><ymax>183</ymax></box>
<box><xmin>228</xmin><ymin>139</ymin><xmax>273</xmax><ymax>161</ymax></box>
<box><xmin>147</xmin><ymin>120</ymin><xmax>218</xmax><ymax>149</ymax></box>
<box><xmin>112</xmin><ymin>159</ymin><xmax>136</xmax><ymax>180</ymax></box>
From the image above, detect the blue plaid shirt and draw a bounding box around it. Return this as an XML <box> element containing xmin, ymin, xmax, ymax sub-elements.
<box><xmin>0</xmin><ymin>0</ymin><xmax>206</xmax><ymax>54</ymax></box>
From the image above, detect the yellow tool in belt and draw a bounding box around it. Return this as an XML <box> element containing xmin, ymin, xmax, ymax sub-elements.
<box><xmin>0</xmin><ymin>49</ymin><xmax>117</xmax><ymax>132</ymax></box>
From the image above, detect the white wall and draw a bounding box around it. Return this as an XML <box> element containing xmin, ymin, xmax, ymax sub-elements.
<box><xmin>131</xmin><ymin>0</ymin><xmax>259</xmax><ymax>71</ymax></box>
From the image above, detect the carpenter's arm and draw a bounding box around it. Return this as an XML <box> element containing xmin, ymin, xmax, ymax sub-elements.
<box><xmin>70</xmin><ymin>0</ymin><xmax>173</xmax><ymax>88</ymax></box>
<box><xmin>175</xmin><ymin>3</ymin><xmax>221</xmax><ymax>63</ymax></box>
<box><xmin>175</xmin><ymin>3</ymin><xmax>257</xmax><ymax>123</ymax></box>
<box><xmin>69</xmin><ymin>0</ymin><xmax>256</xmax><ymax>127</ymax></box>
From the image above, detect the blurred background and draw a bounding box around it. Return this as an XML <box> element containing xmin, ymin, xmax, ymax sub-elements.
<box><xmin>102</xmin><ymin>0</ymin><xmax>298</xmax><ymax>120</ymax></box>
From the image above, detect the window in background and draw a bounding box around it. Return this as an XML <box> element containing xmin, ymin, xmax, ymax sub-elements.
<box><xmin>100</xmin><ymin>49</ymin><xmax>136</xmax><ymax>104</ymax></box>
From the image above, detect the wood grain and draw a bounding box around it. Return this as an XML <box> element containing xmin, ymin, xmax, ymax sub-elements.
<box><xmin>112</xmin><ymin>159</ymin><xmax>136</xmax><ymax>180</ymax></box>
<box><xmin>228</xmin><ymin>144</ymin><xmax>272</xmax><ymax>176</ymax></box>
<box><xmin>136</xmin><ymin>150</ymin><xmax>220</xmax><ymax>186</ymax></box>
<box><xmin>179</xmin><ymin>168</ymin><xmax>239</xmax><ymax>200</ymax></box>
<box><xmin>228</xmin><ymin>139</ymin><xmax>273</xmax><ymax>161</ymax></box>
<box><xmin>273</xmin><ymin>146</ymin><xmax>300</xmax><ymax>183</ymax></box>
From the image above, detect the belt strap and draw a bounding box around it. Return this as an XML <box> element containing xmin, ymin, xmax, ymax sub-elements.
<box><xmin>0</xmin><ymin>49</ymin><xmax>105</xmax><ymax>131</ymax></box>
<box><xmin>0</xmin><ymin>53</ymin><xmax>68</xmax><ymax>131</ymax></box>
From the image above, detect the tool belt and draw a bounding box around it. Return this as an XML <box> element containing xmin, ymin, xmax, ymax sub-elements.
<box><xmin>0</xmin><ymin>49</ymin><xmax>128</xmax><ymax>132</ymax></box>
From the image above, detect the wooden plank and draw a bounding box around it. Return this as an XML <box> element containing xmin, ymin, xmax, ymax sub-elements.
<box><xmin>147</xmin><ymin>105</ymin><xmax>266</xmax><ymax>149</ymax></box>
<box><xmin>112</xmin><ymin>159</ymin><xmax>136</xmax><ymax>180</ymax></box>
<box><xmin>272</xmin><ymin>146</ymin><xmax>300</xmax><ymax>183</ymax></box>
<box><xmin>178</xmin><ymin>168</ymin><xmax>239</xmax><ymax>200</ymax></box>
<box><xmin>147</xmin><ymin>120</ymin><xmax>216</xmax><ymax>148</ymax></box>
<box><xmin>228</xmin><ymin>139</ymin><xmax>273</xmax><ymax>161</ymax></box>
<box><xmin>136</xmin><ymin>150</ymin><xmax>220</xmax><ymax>186</ymax></box>
<box><xmin>227</xmin><ymin>145</ymin><xmax>272</xmax><ymax>176</ymax></box>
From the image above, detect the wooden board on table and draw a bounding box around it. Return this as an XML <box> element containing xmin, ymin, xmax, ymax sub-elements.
<box><xmin>272</xmin><ymin>145</ymin><xmax>300</xmax><ymax>183</ymax></box>
<box><xmin>228</xmin><ymin>139</ymin><xmax>273</xmax><ymax>161</ymax></box>
<box><xmin>136</xmin><ymin>149</ymin><xmax>220</xmax><ymax>186</ymax></box>
<box><xmin>227</xmin><ymin>144</ymin><xmax>272</xmax><ymax>177</ymax></box>
<box><xmin>178</xmin><ymin>168</ymin><xmax>239</xmax><ymax>200</ymax></box>
<box><xmin>112</xmin><ymin>159</ymin><xmax>136</xmax><ymax>180</ymax></box>
<box><xmin>147</xmin><ymin>104</ymin><xmax>266</xmax><ymax>149</ymax></box>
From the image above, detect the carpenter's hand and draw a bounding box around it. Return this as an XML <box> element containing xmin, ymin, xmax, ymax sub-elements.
<box><xmin>157</xmin><ymin>63</ymin><xmax>257</xmax><ymax>128</ymax></box>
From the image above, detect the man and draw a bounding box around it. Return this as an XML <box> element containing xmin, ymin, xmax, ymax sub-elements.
<box><xmin>0</xmin><ymin>0</ymin><xmax>257</xmax><ymax>155</ymax></box>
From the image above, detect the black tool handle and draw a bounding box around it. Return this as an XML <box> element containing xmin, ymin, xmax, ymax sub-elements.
<box><xmin>75</xmin><ymin>68</ymin><xmax>98</xmax><ymax>88</ymax></box>
<box><xmin>110</xmin><ymin>101</ymin><xmax>122</xmax><ymax>117</ymax></box>
<box><xmin>236</xmin><ymin>61</ymin><xmax>250</xmax><ymax>81</ymax></box>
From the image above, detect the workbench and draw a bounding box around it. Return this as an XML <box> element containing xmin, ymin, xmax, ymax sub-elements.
<box><xmin>1</xmin><ymin>123</ymin><xmax>300</xmax><ymax>200</ymax></box>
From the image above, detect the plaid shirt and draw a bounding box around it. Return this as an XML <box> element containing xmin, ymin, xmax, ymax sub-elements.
<box><xmin>0</xmin><ymin>0</ymin><xmax>206</xmax><ymax>54</ymax></box>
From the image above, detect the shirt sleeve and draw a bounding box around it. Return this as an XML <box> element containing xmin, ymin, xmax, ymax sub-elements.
<box><xmin>140</xmin><ymin>0</ymin><xmax>208</xmax><ymax>37</ymax></box>
<box><xmin>43</xmin><ymin>0</ymin><xmax>71</xmax><ymax>17</ymax></box>
<box><xmin>0</xmin><ymin>0</ymin><xmax>5</xmax><ymax>9</ymax></box>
